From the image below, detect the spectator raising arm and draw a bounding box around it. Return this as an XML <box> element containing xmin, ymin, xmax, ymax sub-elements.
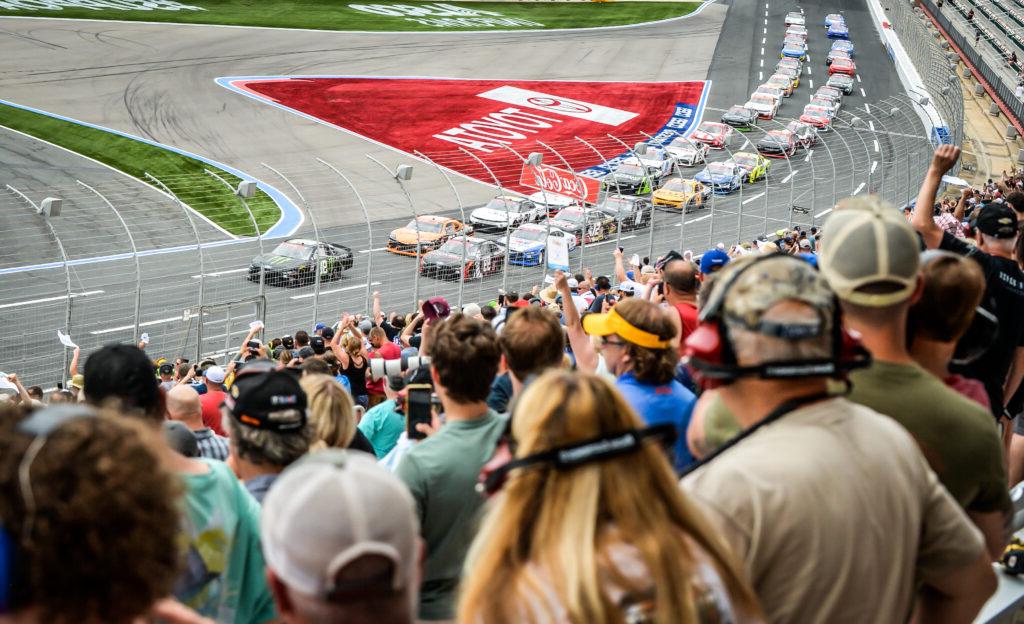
<box><xmin>7</xmin><ymin>373</ymin><xmax>32</xmax><ymax>406</ymax></box>
<box><xmin>554</xmin><ymin>270</ymin><xmax>597</xmax><ymax>373</ymax></box>
<box><xmin>913</xmin><ymin>145</ymin><xmax>962</xmax><ymax>249</ymax></box>
<box><xmin>68</xmin><ymin>345</ymin><xmax>80</xmax><ymax>378</ymax></box>
<box><xmin>954</xmin><ymin>187</ymin><xmax>972</xmax><ymax>222</ymax></box>
<box><xmin>613</xmin><ymin>247</ymin><xmax>629</xmax><ymax>284</ymax></box>
<box><xmin>401</xmin><ymin>313</ymin><xmax>424</xmax><ymax>349</ymax></box>
<box><xmin>372</xmin><ymin>291</ymin><xmax>383</xmax><ymax>326</ymax></box>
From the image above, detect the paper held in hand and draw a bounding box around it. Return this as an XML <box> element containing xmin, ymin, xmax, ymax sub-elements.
<box><xmin>56</xmin><ymin>330</ymin><xmax>77</xmax><ymax>349</ymax></box>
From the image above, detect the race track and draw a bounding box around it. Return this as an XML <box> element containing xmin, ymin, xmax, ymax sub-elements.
<box><xmin>0</xmin><ymin>1</ymin><xmax>936</xmax><ymax>385</ymax></box>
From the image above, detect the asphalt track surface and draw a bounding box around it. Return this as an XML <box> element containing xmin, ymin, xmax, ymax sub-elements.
<box><xmin>0</xmin><ymin>1</ymin><xmax>935</xmax><ymax>385</ymax></box>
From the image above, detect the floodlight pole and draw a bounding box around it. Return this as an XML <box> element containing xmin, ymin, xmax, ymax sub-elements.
<box><xmin>414</xmin><ymin>150</ymin><xmax>469</xmax><ymax>308</ymax></box>
<box><xmin>205</xmin><ymin>170</ymin><xmax>266</xmax><ymax>302</ymax></box>
<box><xmin>366</xmin><ymin>156</ymin><xmax>421</xmax><ymax>310</ymax></box>
<box><xmin>317</xmin><ymin>158</ymin><xmax>374</xmax><ymax>314</ymax></box>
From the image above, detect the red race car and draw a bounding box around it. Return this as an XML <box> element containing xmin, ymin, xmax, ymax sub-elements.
<box><xmin>800</xmin><ymin>105</ymin><xmax>833</xmax><ymax>131</ymax></box>
<box><xmin>829</xmin><ymin>58</ymin><xmax>856</xmax><ymax>76</ymax></box>
<box><xmin>756</xmin><ymin>129</ymin><xmax>797</xmax><ymax>158</ymax></box>
<box><xmin>690</xmin><ymin>121</ymin><xmax>734</xmax><ymax>149</ymax></box>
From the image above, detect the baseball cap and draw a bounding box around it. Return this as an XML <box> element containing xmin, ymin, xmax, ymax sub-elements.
<box><xmin>819</xmin><ymin>196</ymin><xmax>921</xmax><ymax>307</ymax></box>
<box><xmin>971</xmin><ymin>202</ymin><xmax>1019</xmax><ymax>239</ymax></box>
<box><xmin>699</xmin><ymin>248</ymin><xmax>731</xmax><ymax>274</ymax></box>
<box><xmin>310</xmin><ymin>336</ymin><xmax>326</xmax><ymax>355</ymax></box>
<box><xmin>225</xmin><ymin>366</ymin><xmax>307</xmax><ymax>432</ymax></box>
<box><xmin>422</xmin><ymin>296</ymin><xmax>451</xmax><ymax>321</ymax></box>
<box><xmin>321</xmin><ymin>326</ymin><xmax>335</xmax><ymax>341</ymax></box>
<box><xmin>158</xmin><ymin>363</ymin><xmax>174</xmax><ymax>376</ymax></box>
<box><xmin>314</xmin><ymin>322</ymin><xmax>327</xmax><ymax>332</ymax></box>
<box><xmin>358</xmin><ymin>319</ymin><xmax>374</xmax><ymax>334</ymax></box>
<box><xmin>282</xmin><ymin>335</ymin><xmax>295</xmax><ymax>349</ymax></box>
<box><xmin>261</xmin><ymin>450</ymin><xmax>419</xmax><ymax>599</ymax></box>
<box><xmin>799</xmin><ymin>239</ymin><xmax>812</xmax><ymax>249</ymax></box>
<box><xmin>617</xmin><ymin>281</ymin><xmax>642</xmax><ymax>296</ymax></box>
<box><xmin>462</xmin><ymin>303</ymin><xmax>482</xmax><ymax>318</ymax></box>
<box><xmin>204</xmin><ymin>365</ymin><xmax>226</xmax><ymax>384</ymax></box>
<box><xmin>566</xmin><ymin>277</ymin><xmax>580</xmax><ymax>289</ymax></box>
<box><xmin>297</xmin><ymin>346</ymin><xmax>316</xmax><ymax>359</ymax></box>
<box><xmin>655</xmin><ymin>250</ymin><xmax>685</xmax><ymax>271</ymax></box>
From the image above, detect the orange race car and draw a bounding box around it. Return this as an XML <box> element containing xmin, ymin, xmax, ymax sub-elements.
<box><xmin>386</xmin><ymin>215</ymin><xmax>471</xmax><ymax>256</ymax></box>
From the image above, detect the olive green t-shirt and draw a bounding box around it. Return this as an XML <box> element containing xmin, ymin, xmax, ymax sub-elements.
<box><xmin>703</xmin><ymin>361</ymin><xmax>1010</xmax><ymax>513</ymax></box>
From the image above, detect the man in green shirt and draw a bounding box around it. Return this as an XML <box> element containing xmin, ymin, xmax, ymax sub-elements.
<box><xmin>396</xmin><ymin>315</ymin><xmax>507</xmax><ymax>622</ymax></box>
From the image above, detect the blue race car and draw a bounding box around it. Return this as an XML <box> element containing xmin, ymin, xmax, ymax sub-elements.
<box><xmin>506</xmin><ymin>223</ymin><xmax>576</xmax><ymax>266</ymax></box>
<box><xmin>781</xmin><ymin>43</ymin><xmax>808</xmax><ymax>61</ymax></box>
<box><xmin>831</xmin><ymin>39</ymin><xmax>855</xmax><ymax>57</ymax></box>
<box><xmin>824</xmin><ymin>13</ymin><xmax>844</xmax><ymax>27</ymax></box>
<box><xmin>828</xmin><ymin>22</ymin><xmax>849</xmax><ymax>39</ymax></box>
<box><xmin>695</xmin><ymin>161</ymin><xmax>743</xmax><ymax>194</ymax></box>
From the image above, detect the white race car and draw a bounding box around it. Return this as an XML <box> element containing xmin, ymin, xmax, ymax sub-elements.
<box><xmin>469</xmin><ymin>195</ymin><xmax>541</xmax><ymax>233</ymax></box>
<box><xmin>527</xmin><ymin>191</ymin><xmax>579</xmax><ymax>218</ymax></box>
<box><xmin>664</xmin><ymin>136</ymin><xmax>710</xmax><ymax>166</ymax></box>
<box><xmin>745</xmin><ymin>93</ymin><xmax>780</xmax><ymax>120</ymax></box>
<box><xmin>785</xmin><ymin>11</ymin><xmax>805</xmax><ymax>26</ymax></box>
<box><xmin>625</xmin><ymin>145</ymin><xmax>675</xmax><ymax>181</ymax></box>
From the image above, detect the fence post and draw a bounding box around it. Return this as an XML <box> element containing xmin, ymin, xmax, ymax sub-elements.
<box><xmin>77</xmin><ymin>180</ymin><xmax>141</xmax><ymax>343</ymax></box>
<box><xmin>639</xmin><ymin>131</ymin><xmax>690</xmax><ymax>250</ymax></box>
<box><xmin>496</xmin><ymin>145</ymin><xmax>553</xmax><ymax>287</ymax></box>
<box><xmin>605</xmin><ymin>134</ymin><xmax>657</xmax><ymax>259</ymax></box>
<box><xmin>759</xmin><ymin>118</ymin><xmax>799</xmax><ymax>230</ymax></box>
<box><xmin>205</xmin><ymin>170</ymin><xmax>266</xmax><ymax>303</ymax></box>
<box><xmin>367</xmin><ymin>156</ymin><xmax>422</xmax><ymax>311</ymax></box>
<box><xmin>837</xmin><ymin>113</ymin><xmax>873</xmax><ymax>194</ymax></box>
<box><xmin>414</xmin><ymin>150</ymin><xmax>470</xmax><ymax>309</ymax></box>
<box><xmin>455</xmin><ymin>148</ymin><xmax>512</xmax><ymax>294</ymax></box>
<box><xmin>826</xmin><ymin>122</ymin><xmax>859</xmax><ymax>196</ymax></box>
<box><xmin>262</xmin><ymin>163</ymin><xmax>323</xmax><ymax>327</ymax></box>
<box><xmin>317</xmin><ymin>158</ymin><xmax>374</xmax><ymax>315</ymax></box>
<box><xmin>813</xmin><ymin>119</ymin><xmax>839</xmax><ymax>210</ymax></box>
<box><xmin>572</xmin><ymin>136</ymin><xmax>625</xmax><ymax>270</ymax></box>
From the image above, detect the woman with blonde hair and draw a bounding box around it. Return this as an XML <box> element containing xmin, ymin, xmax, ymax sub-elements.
<box><xmin>459</xmin><ymin>370</ymin><xmax>762</xmax><ymax>624</ymax></box>
<box><xmin>330</xmin><ymin>314</ymin><xmax>370</xmax><ymax>408</ymax></box>
<box><xmin>299</xmin><ymin>373</ymin><xmax>375</xmax><ymax>454</ymax></box>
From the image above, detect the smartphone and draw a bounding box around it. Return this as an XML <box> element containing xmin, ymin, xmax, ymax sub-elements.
<box><xmin>406</xmin><ymin>384</ymin><xmax>433</xmax><ymax>440</ymax></box>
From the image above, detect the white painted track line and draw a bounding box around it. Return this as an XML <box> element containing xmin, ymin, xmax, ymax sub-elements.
<box><xmin>289</xmin><ymin>281</ymin><xmax>382</xmax><ymax>300</ymax></box>
<box><xmin>0</xmin><ymin>290</ymin><xmax>104</xmax><ymax>310</ymax></box>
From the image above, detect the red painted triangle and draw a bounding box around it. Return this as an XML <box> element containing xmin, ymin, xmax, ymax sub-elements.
<box><xmin>222</xmin><ymin>76</ymin><xmax>709</xmax><ymax>194</ymax></box>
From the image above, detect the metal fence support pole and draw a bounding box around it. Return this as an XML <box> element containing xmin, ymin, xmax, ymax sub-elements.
<box><xmin>574</xmin><ymin>136</ymin><xmax>626</xmax><ymax>267</ymax></box>
<box><xmin>640</xmin><ymin>131</ymin><xmax>689</xmax><ymax>250</ymax></box>
<box><xmin>145</xmin><ymin>173</ymin><xmax>206</xmax><ymax>359</ymax></box>
<box><xmin>262</xmin><ymin>163</ymin><xmax>322</xmax><ymax>327</ymax></box>
<box><xmin>837</xmin><ymin>113</ymin><xmax>873</xmax><ymax>193</ymax></box>
<box><xmin>497</xmin><ymin>144</ymin><xmax>552</xmax><ymax>286</ymax></box>
<box><xmin>827</xmin><ymin>124</ymin><xmax>859</xmax><ymax>196</ymax></box>
<box><xmin>812</xmin><ymin>126</ymin><xmax>839</xmax><ymax>209</ymax></box>
<box><xmin>77</xmin><ymin>180</ymin><xmax>142</xmax><ymax>343</ymax></box>
<box><xmin>859</xmin><ymin>104</ymin><xmax>900</xmax><ymax>204</ymax></box>
<box><xmin>414</xmin><ymin>150</ymin><xmax>469</xmax><ymax>309</ymax></box>
<box><xmin>366</xmin><ymin>156</ymin><xmax>421</xmax><ymax>311</ymax></box>
<box><xmin>537</xmin><ymin>139</ymin><xmax>605</xmax><ymax>275</ymax></box>
<box><xmin>317</xmin><ymin>158</ymin><xmax>374</xmax><ymax>315</ymax></box>
<box><xmin>760</xmin><ymin>118</ymin><xmax>798</xmax><ymax>230</ymax></box>
<box><xmin>714</xmin><ymin>137</ymin><xmax>743</xmax><ymax>244</ymax></box>
<box><xmin>205</xmin><ymin>170</ymin><xmax>266</xmax><ymax>303</ymax></box>
<box><xmin>605</xmin><ymin>134</ymin><xmax>656</xmax><ymax>259</ymax></box>
<box><xmin>456</xmin><ymin>148</ymin><xmax>513</xmax><ymax>293</ymax></box>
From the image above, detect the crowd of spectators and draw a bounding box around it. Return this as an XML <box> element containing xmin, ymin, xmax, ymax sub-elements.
<box><xmin>1</xmin><ymin>143</ymin><xmax>1023</xmax><ymax>623</ymax></box>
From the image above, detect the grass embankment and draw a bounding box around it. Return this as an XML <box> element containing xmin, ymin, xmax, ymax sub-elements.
<box><xmin>0</xmin><ymin>103</ymin><xmax>279</xmax><ymax>236</ymax></box>
<box><xmin>0</xmin><ymin>1</ymin><xmax>704</xmax><ymax>32</ymax></box>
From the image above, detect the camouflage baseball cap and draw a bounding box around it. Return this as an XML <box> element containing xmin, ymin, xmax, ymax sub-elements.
<box><xmin>819</xmin><ymin>196</ymin><xmax>920</xmax><ymax>307</ymax></box>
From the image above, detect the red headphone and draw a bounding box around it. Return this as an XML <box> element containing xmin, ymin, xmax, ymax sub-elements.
<box><xmin>684</xmin><ymin>254</ymin><xmax>870</xmax><ymax>389</ymax></box>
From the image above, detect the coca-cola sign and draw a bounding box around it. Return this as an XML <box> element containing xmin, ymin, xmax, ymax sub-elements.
<box><xmin>518</xmin><ymin>163</ymin><xmax>600</xmax><ymax>204</ymax></box>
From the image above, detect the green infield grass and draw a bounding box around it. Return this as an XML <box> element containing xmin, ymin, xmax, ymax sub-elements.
<box><xmin>0</xmin><ymin>1</ymin><xmax>704</xmax><ymax>32</ymax></box>
<box><xmin>0</xmin><ymin>102</ymin><xmax>280</xmax><ymax>237</ymax></box>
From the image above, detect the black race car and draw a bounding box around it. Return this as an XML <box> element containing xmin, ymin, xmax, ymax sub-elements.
<box><xmin>248</xmin><ymin>238</ymin><xmax>354</xmax><ymax>287</ymax></box>
<box><xmin>549</xmin><ymin>207</ymin><xmax>617</xmax><ymax>245</ymax></box>
<box><xmin>602</xmin><ymin>162</ymin><xmax>654</xmax><ymax>195</ymax></box>
<box><xmin>721</xmin><ymin>105</ymin><xmax>758</xmax><ymax>131</ymax></box>
<box><xmin>419</xmin><ymin>236</ymin><xmax>506</xmax><ymax>281</ymax></box>
<box><xmin>596</xmin><ymin>194</ymin><xmax>652</xmax><ymax>232</ymax></box>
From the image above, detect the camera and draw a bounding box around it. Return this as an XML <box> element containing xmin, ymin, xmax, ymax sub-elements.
<box><xmin>369</xmin><ymin>354</ymin><xmax>431</xmax><ymax>381</ymax></box>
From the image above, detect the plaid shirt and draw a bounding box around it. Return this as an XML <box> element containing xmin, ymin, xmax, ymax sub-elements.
<box><xmin>934</xmin><ymin>212</ymin><xmax>966</xmax><ymax>238</ymax></box>
<box><xmin>193</xmin><ymin>428</ymin><xmax>229</xmax><ymax>461</ymax></box>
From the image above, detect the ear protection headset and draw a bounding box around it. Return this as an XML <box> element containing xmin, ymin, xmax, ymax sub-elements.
<box><xmin>0</xmin><ymin>405</ymin><xmax>99</xmax><ymax>614</ymax></box>
<box><xmin>684</xmin><ymin>253</ymin><xmax>870</xmax><ymax>389</ymax></box>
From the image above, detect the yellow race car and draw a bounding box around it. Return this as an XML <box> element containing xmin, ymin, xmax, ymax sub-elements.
<box><xmin>652</xmin><ymin>178</ymin><xmax>711</xmax><ymax>212</ymax></box>
<box><xmin>386</xmin><ymin>215</ymin><xmax>471</xmax><ymax>256</ymax></box>
<box><xmin>730</xmin><ymin>152</ymin><xmax>771</xmax><ymax>184</ymax></box>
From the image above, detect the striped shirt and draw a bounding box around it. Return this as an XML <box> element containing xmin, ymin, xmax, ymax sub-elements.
<box><xmin>194</xmin><ymin>428</ymin><xmax>230</xmax><ymax>461</ymax></box>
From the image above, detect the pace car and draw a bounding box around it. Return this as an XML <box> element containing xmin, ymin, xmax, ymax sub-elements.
<box><xmin>419</xmin><ymin>236</ymin><xmax>506</xmax><ymax>280</ymax></box>
<box><xmin>527</xmin><ymin>191</ymin><xmax>579</xmax><ymax>218</ymax></box>
<box><xmin>695</xmin><ymin>162</ymin><xmax>743</xmax><ymax>194</ymax></box>
<box><xmin>731</xmin><ymin>152</ymin><xmax>770</xmax><ymax>183</ymax></box>
<box><xmin>469</xmin><ymin>195</ymin><xmax>541</xmax><ymax>233</ymax></box>
<box><xmin>387</xmin><ymin>215</ymin><xmax>470</xmax><ymax>256</ymax></box>
<box><xmin>506</xmin><ymin>223</ymin><xmax>577</xmax><ymax>266</ymax></box>
<box><xmin>785</xmin><ymin>11</ymin><xmax>805</xmax><ymax>26</ymax></box>
<box><xmin>596</xmin><ymin>194</ymin><xmax>652</xmax><ymax>231</ymax></box>
<box><xmin>826</xmin><ymin>49</ymin><xmax>852</xmax><ymax>65</ymax></box>
<box><xmin>800</xmin><ymin>104</ymin><xmax>833</xmax><ymax>131</ymax></box>
<box><xmin>665</xmin><ymin>136</ymin><xmax>710</xmax><ymax>166</ymax></box>
<box><xmin>691</xmin><ymin>121</ymin><xmax>735</xmax><ymax>148</ymax></box>
<box><xmin>548</xmin><ymin>207</ymin><xmax>617</xmax><ymax>245</ymax></box>
<box><xmin>756</xmin><ymin>130</ymin><xmax>797</xmax><ymax>158</ymax></box>
<box><xmin>651</xmin><ymin>178</ymin><xmax>710</xmax><ymax>212</ymax></box>
<box><xmin>787</xmin><ymin>120</ymin><xmax>819</xmax><ymax>148</ymax></box>
<box><xmin>829</xmin><ymin>58</ymin><xmax>856</xmax><ymax>76</ymax></box>
<box><xmin>824</xmin><ymin>13</ymin><xmax>844</xmax><ymax>27</ymax></box>
<box><xmin>827</xmin><ymin>73</ymin><xmax>855</xmax><ymax>94</ymax></box>
<box><xmin>721</xmin><ymin>105</ymin><xmax>759</xmax><ymax>130</ymax></box>
<box><xmin>781</xmin><ymin>42</ymin><xmax>808</xmax><ymax>61</ymax></box>
<box><xmin>831</xmin><ymin>39</ymin><xmax>855</xmax><ymax>56</ymax></box>
<box><xmin>248</xmin><ymin>239</ymin><xmax>354</xmax><ymax>287</ymax></box>
<box><xmin>828</xmin><ymin>22</ymin><xmax>850</xmax><ymax>39</ymax></box>
<box><xmin>745</xmin><ymin>93</ymin><xmax>780</xmax><ymax>120</ymax></box>
<box><xmin>604</xmin><ymin>162</ymin><xmax>654</xmax><ymax>195</ymax></box>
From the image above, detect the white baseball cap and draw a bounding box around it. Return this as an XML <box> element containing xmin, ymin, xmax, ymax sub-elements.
<box><xmin>261</xmin><ymin>450</ymin><xmax>419</xmax><ymax>600</ymax></box>
<box><xmin>204</xmin><ymin>365</ymin><xmax>226</xmax><ymax>384</ymax></box>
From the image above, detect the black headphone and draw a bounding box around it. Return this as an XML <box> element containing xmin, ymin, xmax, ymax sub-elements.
<box><xmin>684</xmin><ymin>253</ymin><xmax>870</xmax><ymax>389</ymax></box>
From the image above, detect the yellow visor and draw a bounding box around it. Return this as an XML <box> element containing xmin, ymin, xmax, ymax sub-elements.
<box><xmin>583</xmin><ymin>309</ymin><xmax>671</xmax><ymax>350</ymax></box>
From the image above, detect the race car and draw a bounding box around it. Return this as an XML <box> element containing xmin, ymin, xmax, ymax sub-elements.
<box><xmin>651</xmin><ymin>178</ymin><xmax>710</xmax><ymax>212</ymax></box>
<box><xmin>469</xmin><ymin>195</ymin><xmax>541</xmax><ymax>233</ymax></box>
<box><xmin>826</xmin><ymin>49</ymin><xmax>852</xmax><ymax>65</ymax></box>
<box><xmin>781</xmin><ymin>42</ymin><xmax>808</xmax><ymax>61</ymax></box>
<box><xmin>776</xmin><ymin>57</ymin><xmax>803</xmax><ymax>73</ymax></box>
<box><xmin>548</xmin><ymin>207</ymin><xmax>617</xmax><ymax>245</ymax></box>
<box><xmin>506</xmin><ymin>223</ymin><xmax>577</xmax><ymax>266</ymax></box>
<box><xmin>387</xmin><ymin>215</ymin><xmax>470</xmax><ymax>256</ymax></box>
<box><xmin>248</xmin><ymin>238</ymin><xmax>354</xmax><ymax>287</ymax></box>
<box><xmin>816</xmin><ymin>85</ymin><xmax>844</xmax><ymax>103</ymax></box>
<box><xmin>774</xmin><ymin>67</ymin><xmax>801</xmax><ymax>89</ymax></box>
<box><xmin>745</xmin><ymin>93</ymin><xmax>780</xmax><ymax>120</ymax></box>
<box><xmin>766</xmin><ymin>76</ymin><xmax>794</xmax><ymax>97</ymax></box>
<box><xmin>695</xmin><ymin>161</ymin><xmax>744</xmax><ymax>194</ymax></box>
<box><xmin>754</xmin><ymin>85</ymin><xmax>785</xmax><ymax>104</ymax></box>
<box><xmin>527</xmin><ymin>190</ymin><xmax>579</xmax><ymax>218</ymax></box>
<box><xmin>784</xmin><ymin>35</ymin><xmax>808</xmax><ymax>50</ymax></box>
<box><xmin>756</xmin><ymin>130</ymin><xmax>797</xmax><ymax>158</ymax></box>
<box><xmin>785</xmin><ymin>11</ymin><xmax>805</xmax><ymax>26</ymax></box>
<box><xmin>828</xmin><ymin>22</ymin><xmax>850</xmax><ymax>39</ymax></box>
<box><xmin>824</xmin><ymin>13</ymin><xmax>844</xmax><ymax>27</ymax></box>
<box><xmin>721</xmin><ymin>105</ymin><xmax>759</xmax><ymax>130</ymax></box>
<box><xmin>786</xmin><ymin>24</ymin><xmax>808</xmax><ymax>38</ymax></box>
<box><xmin>627</xmin><ymin>146</ymin><xmax>675</xmax><ymax>181</ymax></box>
<box><xmin>829</xmin><ymin>57</ymin><xmax>856</xmax><ymax>76</ymax></box>
<box><xmin>603</xmin><ymin>161</ymin><xmax>654</xmax><ymax>195</ymax></box>
<box><xmin>419</xmin><ymin>236</ymin><xmax>506</xmax><ymax>281</ymax></box>
<box><xmin>831</xmin><ymin>39</ymin><xmax>855</xmax><ymax>57</ymax></box>
<box><xmin>595</xmin><ymin>194</ymin><xmax>652</xmax><ymax>231</ymax></box>
<box><xmin>800</xmin><ymin>104</ymin><xmax>833</xmax><ymax>131</ymax></box>
<box><xmin>730</xmin><ymin>152</ymin><xmax>771</xmax><ymax>184</ymax></box>
<box><xmin>787</xmin><ymin>120</ymin><xmax>819</xmax><ymax>148</ymax></box>
<box><xmin>691</xmin><ymin>121</ymin><xmax>735</xmax><ymax>148</ymax></box>
<box><xmin>810</xmin><ymin>95</ymin><xmax>840</xmax><ymax>116</ymax></box>
<box><xmin>664</xmin><ymin>136</ymin><xmax>710</xmax><ymax>166</ymax></box>
<box><xmin>827</xmin><ymin>73</ymin><xmax>855</xmax><ymax>94</ymax></box>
